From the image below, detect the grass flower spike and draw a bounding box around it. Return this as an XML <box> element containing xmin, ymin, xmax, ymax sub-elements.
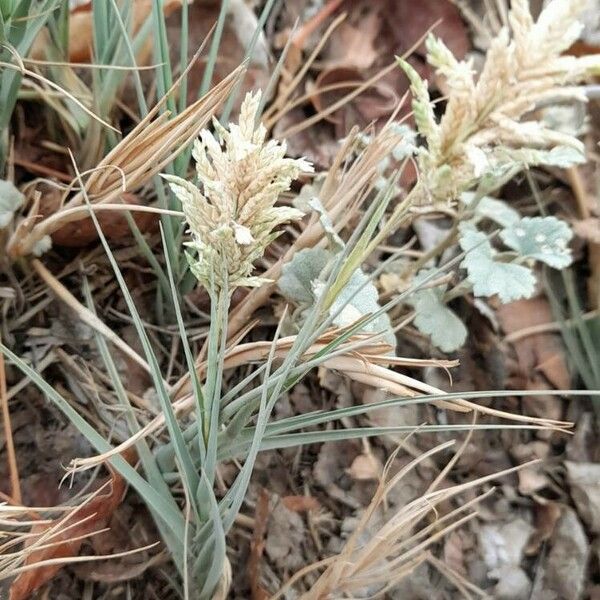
<box><xmin>163</xmin><ymin>91</ymin><xmax>313</xmax><ymax>291</ymax></box>
<box><xmin>398</xmin><ymin>0</ymin><xmax>600</xmax><ymax>204</ymax></box>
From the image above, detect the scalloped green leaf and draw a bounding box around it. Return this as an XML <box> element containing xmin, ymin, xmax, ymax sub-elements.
<box><xmin>461</xmin><ymin>192</ymin><xmax>520</xmax><ymax>228</ymax></box>
<box><xmin>500</xmin><ymin>216</ymin><xmax>573</xmax><ymax>268</ymax></box>
<box><xmin>495</xmin><ymin>144</ymin><xmax>586</xmax><ymax>169</ymax></box>
<box><xmin>459</xmin><ymin>225</ymin><xmax>536</xmax><ymax>303</ymax></box>
<box><xmin>408</xmin><ymin>271</ymin><xmax>467</xmax><ymax>353</ymax></box>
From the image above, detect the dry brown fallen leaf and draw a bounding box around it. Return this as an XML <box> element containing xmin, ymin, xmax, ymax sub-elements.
<box><xmin>526</xmin><ymin>500</ymin><xmax>562</xmax><ymax>555</ymax></box>
<box><xmin>497</xmin><ymin>296</ymin><xmax>571</xmax><ymax>391</ymax></box>
<box><xmin>346</xmin><ymin>452</ymin><xmax>384</xmax><ymax>481</ymax></box>
<box><xmin>566</xmin><ymin>461</ymin><xmax>600</xmax><ymax>534</ymax></box>
<box><xmin>309</xmin><ymin>66</ymin><xmax>400</xmax><ymax>134</ymax></box>
<box><xmin>9</xmin><ymin>467</ymin><xmax>126</xmax><ymax>600</ymax></box>
<box><xmin>443</xmin><ymin>531</ymin><xmax>467</xmax><ymax>577</ymax></box>
<box><xmin>511</xmin><ymin>441</ymin><xmax>551</xmax><ymax>496</ymax></box>
<box><xmin>534</xmin><ymin>507</ymin><xmax>589</xmax><ymax>600</ymax></box>
<box><xmin>325</xmin><ymin>10</ymin><xmax>381</xmax><ymax>70</ymax></box>
<box><xmin>273</xmin><ymin>0</ymin><xmax>469</xmax><ymax>179</ymax></box>
<box><xmin>264</xmin><ymin>500</ymin><xmax>306</xmax><ymax>572</ymax></box>
<box><xmin>38</xmin><ymin>188</ymin><xmax>158</xmax><ymax>247</ymax></box>
<box><xmin>498</xmin><ymin>297</ymin><xmax>570</xmax><ymax>441</ymax></box>
<box><xmin>381</xmin><ymin>0</ymin><xmax>470</xmax><ymax>59</ymax></box>
<box><xmin>168</xmin><ymin>0</ymin><xmax>270</xmax><ymax>112</ymax></box>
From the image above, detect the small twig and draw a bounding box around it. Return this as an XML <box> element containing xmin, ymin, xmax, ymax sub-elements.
<box><xmin>248</xmin><ymin>488</ymin><xmax>270</xmax><ymax>600</ymax></box>
<box><xmin>291</xmin><ymin>0</ymin><xmax>345</xmax><ymax>50</ymax></box>
<box><xmin>0</xmin><ymin>333</ymin><xmax>22</xmax><ymax>504</ymax></box>
<box><xmin>567</xmin><ymin>166</ymin><xmax>591</xmax><ymax>219</ymax></box>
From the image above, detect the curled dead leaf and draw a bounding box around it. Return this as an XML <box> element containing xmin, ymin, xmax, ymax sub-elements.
<box><xmin>324</xmin><ymin>11</ymin><xmax>382</xmax><ymax>70</ymax></box>
<box><xmin>47</xmin><ymin>192</ymin><xmax>157</xmax><ymax>247</ymax></box>
<box><xmin>9</xmin><ymin>468</ymin><xmax>126</xmax><ymax>600</ymax></box>
<box><xmin>498</xmin><ymin>297</ymin><xmax>571</xmax><ymax>391</ymax></box>
<box><xmin>309</xmin><ymin>67</ymin><xmax>399</xmax><ymax>130</ymax></box>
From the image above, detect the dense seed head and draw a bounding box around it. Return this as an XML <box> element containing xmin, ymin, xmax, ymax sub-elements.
<box><xmin>164</xmin><ymin>91</ymin><xmax>313</xmax><ymax>291</ymax></box>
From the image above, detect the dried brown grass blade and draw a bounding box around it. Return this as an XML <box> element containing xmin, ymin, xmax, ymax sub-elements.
<box><xmin>277</xmin><ymin>441</ymin><xmax>538</xmax><ymax>599</ymax></box>
<box><xmin>7</xmin><ymin>64</ymin><xmax>245</xmax><ymax>257</ymax></box>
<box><xmin>69</xmin><ymin>332</ymin><xmax>569</xmax><ymax>473</ymax></box>
<box><xmin>5</xmin><ymin>472</ymin><xmax>125</xmax><ymax>599</ymax></box>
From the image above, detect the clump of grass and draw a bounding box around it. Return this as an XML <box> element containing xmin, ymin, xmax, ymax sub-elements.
<box><xmin>2</xmin><ymin>0</ymin><xmax>600</xmax><ymax>598</ymax></box>
<box><xmin>0</xmin><ymin>0</ymin><xmax>63</xmax><ymax>171</ymax></box>
<box><xmin>1</xmin><ymin>97</ymin><xmax>568</xmax><ymax>597</ymax></box>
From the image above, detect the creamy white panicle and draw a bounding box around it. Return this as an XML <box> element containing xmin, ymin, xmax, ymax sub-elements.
<box><xmin>400</xmin><ymin>0</ymin><xmax>599</xmax><ymax>204</ymax></box>
<box><xmin>163</xmin><ymin>91</ymin><xmax>313</xmax><ymax>291</ymax></box>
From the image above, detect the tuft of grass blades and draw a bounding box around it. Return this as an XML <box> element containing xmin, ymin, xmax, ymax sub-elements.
<box><xmin>0</xmin><ymin>0</ymin><xmax>62</xmax><ymax>171</ymax></box>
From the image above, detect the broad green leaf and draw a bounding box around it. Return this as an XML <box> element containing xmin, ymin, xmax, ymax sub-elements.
<box><xmin>284</xmin><ymin>189</ymin><xmax>396</xmax><ymax>349</ymax></box>
<box><xmin>279</xmin><ymin>248</ymin><xmax>396</xmax><ymax>350</ymax></box>
<box><xmin>409</xmin><ymin>270</ymin><xmax>467</xmax><ymax>352</ymax></box>
<box><xmin>476</xmin><ymin>145</ymin><xmax>586</xmax><ymax>195</ymax></box>
<box><xmin>318</xmin><ymin>269</ymin><xmax>396</xmax><ymax>350</ymax></box>
<box><xmin>278</xmin><ymin>247</ymin><xmax>332</xmax><ymax>305</ymax></box>
<box><xmin>459</xmin><ymin>225</ymin><xmax>536</xmax><ymax>303</ymax></box>
<box><xmin>500</xmin><ymin>216</ymin><xmax>573</xmax><ymax>268</ymax></box>
<box><xmin>0</xmin><ymin>179</ymin><xmax>23</xmax><ymax>228</ymax></box>
<box><xmin>461</xmin><ymin>192</ymin><xmax>520</xmax><ymax>228</ymax></box>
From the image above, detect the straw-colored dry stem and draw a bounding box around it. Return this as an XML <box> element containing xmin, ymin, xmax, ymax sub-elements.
<box><xmin>0</xmin><ymin>333</ymin><xmax>21</xmax><ymax>505</ymax></box>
